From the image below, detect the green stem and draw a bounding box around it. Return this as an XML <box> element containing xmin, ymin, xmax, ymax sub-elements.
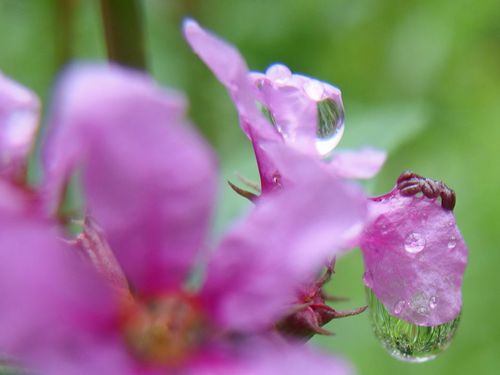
<box><xmin>99</xmin><ymin>0</ymin><xmax>147</xmax><ymax>70</ymax></box>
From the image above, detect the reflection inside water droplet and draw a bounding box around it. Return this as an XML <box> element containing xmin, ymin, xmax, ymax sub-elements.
<box><xmin>316</xmin><ymin>99</ymin><xmax>344</xmax><ymax>157</ymax></box>
<box><xmin>366</xmin><ymin>288</ymin><xmax>460</xmax><ymax>363</ymax></box>
<box><xmin>256</xmin><ymin>101</ymin><xmax>277</xmax><ymax>128</ymax></box>
<box><xmin>404</xmin><ymin>232</ymin><xmax>426</xmax><ymax>254</ymax></box>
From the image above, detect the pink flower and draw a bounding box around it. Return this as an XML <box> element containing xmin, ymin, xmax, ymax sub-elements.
<box><xmin>183</xmin><ymin>20</ymin><xmax>386</xmax><ymax>194</ymax></box>
<box><xmin>0</xmin><ymin>65</ymin><xmax>366</xmax><ymax>374</ymax></box>
<box><xmin>182</xmin><ymin>20</ymin><xmax>467</xmax><ymax>329</ymax></box>
<box><xmin>0</xmin><ymin>71</ymin><xmax>40</xmax><ymax>181</ymax></box>
<box><xmin>360</xmin><ymin>174</ymin><xmax>467</xmax><ymax>325</ymax></box>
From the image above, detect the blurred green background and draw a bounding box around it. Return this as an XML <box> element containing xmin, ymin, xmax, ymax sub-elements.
<box><xmin>1</xmin><ymin>0</ymin><xmax>499</xmax><ymax>374</ymax></box>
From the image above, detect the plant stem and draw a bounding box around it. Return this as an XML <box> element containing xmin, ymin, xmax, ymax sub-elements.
<box><xmin>99</xmin><ymin>0</ymin><xmax>146</xmax><ymax>70</ymax></box>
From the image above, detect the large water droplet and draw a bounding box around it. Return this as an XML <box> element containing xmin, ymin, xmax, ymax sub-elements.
<box><xmin>366</xmin><ymin>288</ymin><xmax>460</xmax><ymax>363</ymax></box>
<box><xmin>316</xmin><ymin>98</ymin><xmax>344</xmax><ymax>157</ymax></box>
<box><xmin>404</xmin><ymin>232</ymin><xmax>426</xmax><ymax>254</ymax></box>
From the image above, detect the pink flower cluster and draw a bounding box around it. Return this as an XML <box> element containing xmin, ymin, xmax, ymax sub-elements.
<box><xmin>0</xmin><ymin>20</ymin><xmax>467</xmax><ymax>375</ymax></box>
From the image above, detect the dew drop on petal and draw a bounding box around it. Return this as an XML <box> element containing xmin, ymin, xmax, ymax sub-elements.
<box><xmin>448</xmin><ymin>236</ymin><xmax>457</xmax><ymax>249</ymax></box>
<box><xmin>366</xmin><ymin>288</ymin><xmax>460</xmax><ymax>363</ymax></box>
<box><xmin>393</xmin><ymin>300</ymin><xmax>406</xmax><ymax>315</ymax></box>
<box><xmin>265</xmin><ymin>64</ymin><xmax>292</xmax><ymax>83</ymax></box>
<box><xmin>272</xmin><ymin>173</ymin><xmax>282</xmax><ymax>187</ymax></box>
<box><xmin>404</xmin><ymin>232</ymin><xmax>426</xmax><ymax>254</ymax></box>
<box><xmin>429</xmin><ymin>296</ymin><xmax>438</xmax><ymax>310</ymax></box>
<box><xmin>315</xmin><ymin>98</ymin><xmax>345</xmax><ymax>157</ymax></box>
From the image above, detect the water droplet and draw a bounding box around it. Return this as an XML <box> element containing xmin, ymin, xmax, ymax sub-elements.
<box><xmin>272</xmin><ymin>173</ymin><xmax>282</xmax><ymax>187</ymax></box>
<box><xmin>393</xmin><ymin>300</ymin><xmax>406</xmax><ymax>315</ymax></box>
<box><xmin>366</xmin><ymin>288</ymin><xmax>460</xmax><ymax>363</ymax></box>
<box><xmin>429</xmin><ymin>296</ymin><xmax>438</xmax><ymax>309</ymax></box>
<box><xmin>404</xmin><ymin>232</ymin><xmax>426</xmax><ymax>254</ymax></box>
<box><xmin>315</xmin><ymin>99</ymin><xmax>345</xmax><ymax>157</ymax></box>
<box><xmin>448</xmin><ymin>236</ymin><xmax>457</xmax><ymax>249</ymax></box>
<box><xmin>266</xmin><ymin>64</ymin><xmax>292</xmax><ymax>83</ymax></box>
<box><xmin>363</xmin><ymin>271</ymin><xmax>374</xmax><ymax>288</ymax></box>
<box><xmin>304</xmin><ymin>80</ymin><xmax>324</xmax><ymax>101</ymax></box>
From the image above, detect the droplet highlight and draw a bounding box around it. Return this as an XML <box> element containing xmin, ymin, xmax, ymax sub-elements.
<box><xmin>366</xmin><ymin>288</ymin><xmax>460</xmax><ymax>363</ymax></box>
<box><xmin>393</xmin><ymin>300</ymin><xmax>406</xmax><ymax>315</ymax></box>
<box><xmin>404</xmin><ymin>232</ymin><xmax>426</xmax><ymax>254</ymax></box>
<box><xmin>429</xmin><ymin>296</ymin><xmax>438</xmax><ymax>310</ymax></box>
<box><xmin>315</xmin><ymin>98</ymin><xmax>345</xmax><ymax>157</ymax></box>
<box><xmin>448</xmin><ymin>236</ymin><xmax>457</xmax><ymax>249</ymax></box>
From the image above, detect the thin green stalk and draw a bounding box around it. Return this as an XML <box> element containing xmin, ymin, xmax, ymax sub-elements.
<box><xmin>99</xmin><ymin>0</ymin><xmax>146</xmax><ymax>69</ymax></box>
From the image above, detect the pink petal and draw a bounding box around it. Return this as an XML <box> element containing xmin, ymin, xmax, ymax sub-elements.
<box><xmin>201</xmin><ymin>144</ymin><xmax>367</xmax><ymax>331</ymax></box>
<box><xmin>0</xmin><ymin>71</ymin><xmax>39</xmax><ymax>177</ymax></box>
<box><xmin>0</xmin><ymin>209</ymin><xmax>122</xmax><ymax>373</ymax></box>
<box><xmin>35</xmin><ymin>340</ymin><xmax>136</xmax><ymax>375</ymax></box>
<box><xmin>329</xmin><ymin>148</ymin><xmax>387</xmax><ymax>179</ymax></box>
<box><xmin>43</xmin><ymin>64</ymin><xmax>217</xmax><ymax>293</ymax></box>
<box><xmin>360</xmin><ymin>191</ymin><xmax>467</xmax><ymax>325</ymax></box>
<box><xmin>188</xmin><ymin>339</ymin><xmax>353</xmax><ymax>375</ymax></box>
<box><xmin>183</xmin><ymin>19</ymin><xmax>281</xmax><ymax>144</ymax></box>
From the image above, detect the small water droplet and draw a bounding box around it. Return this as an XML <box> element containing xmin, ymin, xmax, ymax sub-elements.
<box><xmin>448</xmin><ymin>236</ymin><xmax>457</xmax><ymax>249</ymax></box>
<box><xmin>272</xmin><ymin>173</ymin><xmax>282</xmax><ymax>187</ymax></box>
<box><xmin>366</xmin><ymin>288</ymin><xmax>460</xmax><ymax>363</ymax></box>
<box><xmin>429</xmin><ymin>296</ymin><xmax>438</xmax><ymax>309</ymax></box>
<box><xmin>315</xmin><ymin>98</ymin><xmax>345</xmax><ymax>157</ymax></box>
<box><xmin>393</xmin><ymin>300</ymin><xmax>406</xmax><ymax>315</ymax></box>
<box><xmin>304</xmin><ymin>80</ymin><xmax>324</xmax><ymax>101</ymax></box>
<box><xmin>363</xmin><ymin>271</ymin><xmax>374</xmax><ymax>288</ymax></box>
<box><xmin>404</xmin><ymin>232</ymin><xmax>426</xmax><ymax>254</ymax></box>
<box><xmin>266</xmin><ymin>64</ymin><xmax>292</xmax><ymax>82</ymax></box>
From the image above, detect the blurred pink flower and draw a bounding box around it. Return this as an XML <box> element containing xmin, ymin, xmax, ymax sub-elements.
<box><xmin>183</xmin><ymin>20</ymin><xmax>386</xmax><ymax>194</ymax></box>
<box><xmin>0</xmin><ymin>65</ymin><xmax>366</xmax><ymax>374</ymax></box>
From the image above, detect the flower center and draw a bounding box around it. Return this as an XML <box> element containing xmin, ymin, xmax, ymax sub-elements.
<box><xmin>120</xmin><ymin>293</ymin><xmax>204</xmax><ymax>365</ymax></box>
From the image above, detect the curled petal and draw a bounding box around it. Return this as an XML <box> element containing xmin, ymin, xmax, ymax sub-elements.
<box><xmin>184</xmin><ymin>20</ymin><xmax>345</xmax><ymax>160</ymax></box>
<box><xmin>0</xmin><ymin>72</ymin><xmax>39</xmax><ymax>178</ymax></box>
<box><xmin>329</xmin><ymin>148</ymin><xmax>387</xmax><ymax>179</ymax></box>
<box><xmin>201</xmin><ymin>144</ymin><xmax>367</xmax><ymax>331</ymax></box>
<box><xmin>43</xmin><ymin>64</ymin><xmax>217</xmax><ymax>293</ymax></box>
<box><xmin>360</xmin><ymin>190</ymin><xmax>467</xmax><ymax>325</ymax></box>
<box><xmin>183</xmin><ymin>19</ymin><xmax>278</xmax><ymax>143</ymax></box>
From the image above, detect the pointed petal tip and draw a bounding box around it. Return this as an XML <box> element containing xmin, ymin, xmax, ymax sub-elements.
<box><xmin>182</xmin><ymin>18</ymin><xmax>199</xmax><ymax>36</ymax></box>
